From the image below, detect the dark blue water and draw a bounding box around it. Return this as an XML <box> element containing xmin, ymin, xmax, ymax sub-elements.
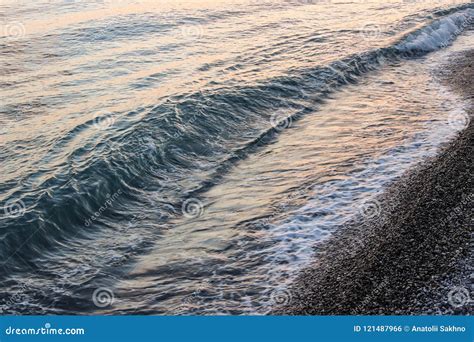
<box><xmin>0</xmin><ymin>0</ymin><xmax>472</xmax><ymax>314</ymax></box>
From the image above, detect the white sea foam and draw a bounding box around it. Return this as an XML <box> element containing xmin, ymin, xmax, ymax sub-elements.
<box><xmin>260</xmin><ymin>33</ymin><xmax>473</xmax><ymax>311</ymax></box>
<box><xmin>397</xmin><ymin>9</ymin><xmax>473</xmax><ymax>53</ymax></box>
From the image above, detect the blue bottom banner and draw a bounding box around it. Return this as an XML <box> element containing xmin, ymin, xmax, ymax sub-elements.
<box><xmin>0</xmin><ymin>316</ymin><xmax>472</xmax><ymax>342</ymax></box>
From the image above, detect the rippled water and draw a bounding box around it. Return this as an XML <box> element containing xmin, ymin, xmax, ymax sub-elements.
<box><xmin>0</xmin><ymin>0</ymin><xmax>473</xmax><ymax>314</ymax></box>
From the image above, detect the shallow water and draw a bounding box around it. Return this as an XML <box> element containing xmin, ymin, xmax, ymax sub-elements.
<box><xmin>0</xmin><ymin>0</ymin><xmax>473</xmax><ymax>314</ymax></box>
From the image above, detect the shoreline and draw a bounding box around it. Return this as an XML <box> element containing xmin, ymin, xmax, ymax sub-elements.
<box><xmin>277</xmin><ymin>49</ymin><xmax>473</xmax><ymax>315</ymax></box>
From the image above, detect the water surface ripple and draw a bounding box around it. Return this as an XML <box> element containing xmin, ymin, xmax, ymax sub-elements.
<box><xmin>0</xmin><ymin>0</ymin><xmax>473</xmax><ymax>314</ymax></box>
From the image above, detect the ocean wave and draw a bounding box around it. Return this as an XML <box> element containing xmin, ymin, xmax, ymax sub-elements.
<box><xmin>397</xmin><ymin>7</ymin><xmax>473</xmax><ymax>53</ymax></box>
<box><xmin>1</xmin><ymin>2</ymin><xmax>473</xmax><ymax>278</ymax></box>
